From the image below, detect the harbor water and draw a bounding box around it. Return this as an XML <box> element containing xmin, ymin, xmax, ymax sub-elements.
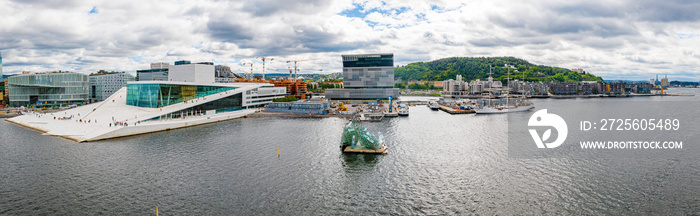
<box><xmin>1</xmin><ymin>88</ymin><xmax>699</xmax><ymax>214</ymax></box>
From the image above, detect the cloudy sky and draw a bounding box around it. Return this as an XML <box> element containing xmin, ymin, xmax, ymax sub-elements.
<box><xmin>1</xmin><ymin>0</ymin><xmax>699</xmax><ymax>81</ymax></box>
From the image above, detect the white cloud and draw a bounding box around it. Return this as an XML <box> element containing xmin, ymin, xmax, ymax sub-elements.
<box><xmin>0</xmin><ymin>0</ymin><xmax>698</xmax><ymax>81</ymax></box>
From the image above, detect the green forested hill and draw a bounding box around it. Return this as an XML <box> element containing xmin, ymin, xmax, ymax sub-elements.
<box><xmin>394</xmin><ymin>57</ymin><xmax>603</xmax><ymax>82</ymax></box>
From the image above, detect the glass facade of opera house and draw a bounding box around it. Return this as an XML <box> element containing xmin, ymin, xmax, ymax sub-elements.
<box><xmin>126</xmin><ymin>83</ymin><xmax>236</xmax><ymax>108</ymax></box>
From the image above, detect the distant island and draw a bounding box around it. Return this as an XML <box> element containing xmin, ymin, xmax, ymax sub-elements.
<box><xmin>394</xmin><ymin>56</ymin><xmax>603</xmax><ymax>82</ymax></box>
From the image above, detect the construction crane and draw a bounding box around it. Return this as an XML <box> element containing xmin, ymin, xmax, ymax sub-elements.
<box><xmin>233</xmin><ymin>55</ymin><xmax>257</xmax><ymax>81</ymax></box>
<box><xmin>258</xmin><ymin>57</ymin><xmax>274</xmax><ymax>80</ymax></box>
<box><xmin>286</xmin><ymin>58</ymin><xmax>319</xmax><ymax>79</ymax></box>
<box><xmin>235</xmin><ymin>55</ymin><xmax>277</xmax><ymax>81</ymax></box>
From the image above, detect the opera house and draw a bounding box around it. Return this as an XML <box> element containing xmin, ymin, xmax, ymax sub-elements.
<box><xmin>7</xmin><ymin>62</ymin><xmax>286</xmax><ymax>142</ymax></box>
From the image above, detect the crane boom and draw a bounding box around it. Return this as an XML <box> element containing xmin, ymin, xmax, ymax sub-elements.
<box><xmin>285</xmin><ymin>58</ymin><xmax>320</xmax><ymax>79</ymax></box>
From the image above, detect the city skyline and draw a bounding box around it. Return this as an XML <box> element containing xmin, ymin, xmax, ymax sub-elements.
<box><xmin>0</xmin><ymin>0</ymin><xmax>699</xmax><ymax>81</ymax></box>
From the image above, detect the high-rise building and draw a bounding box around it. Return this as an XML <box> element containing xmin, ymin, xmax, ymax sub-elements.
<box><xmin>325</xmin><ymin>53</ymin><xmax>399</xmax><ymax>100</ymax></box>
<box><xmin>0</xmin><ymin>51</ymin><xmax>3</xmax><ymax>79</ymax></box>
<box><xmin>7</xmin><ymin>72</ymin><xmax>89</xmax><ymax>107</ymax></box>
<box><xmin>660</xmin><ymin>75</ymin><xmax>670</xmax><ymax>88</ymax></box>
<box><xmin>89</xmin><ymin>72</ymin><xmax>136</xmax><ymax>102</ymax></box>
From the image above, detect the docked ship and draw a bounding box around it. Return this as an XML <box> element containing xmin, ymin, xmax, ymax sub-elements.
<box><xmin>397</xmin><ymin>103</ymin><xmax>409</xmax><ymax>116</ymax></box>
<box><xmin>474</xmin><ymin>64</ymin><xmax>534</xmax><ymax>114</ymax></box>
<box><xmin>474</xmin><ymin>99</ymin><xmax>533</xmax><ymax>114</ymax></box>
<box><xmin>427</xmin><ymin>101</ymin><xmax>440</xmax><ymax>110</ymax></box>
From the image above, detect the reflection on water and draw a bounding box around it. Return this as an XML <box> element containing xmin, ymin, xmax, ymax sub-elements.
<box><xmin>341</xmin><ymin>153</ymin><xmax>381</xmax><ymax>171</ymax></box>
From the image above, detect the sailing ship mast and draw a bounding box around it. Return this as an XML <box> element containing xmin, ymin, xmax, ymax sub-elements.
<box><xmin>505</xmin><ymin>64</ymin><xmax>510</xmax><ymax>107</ymax></box>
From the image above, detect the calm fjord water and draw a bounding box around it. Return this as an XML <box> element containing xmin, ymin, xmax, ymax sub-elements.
<box><xmin>1</xmin><ymin>89</ymin><xmax>699</xmax><ymax>215</ymax></box>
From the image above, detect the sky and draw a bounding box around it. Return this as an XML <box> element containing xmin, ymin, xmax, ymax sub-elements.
<box><xmin>0</xmin><ymin>0</ymin><xmax>699</xmax><ymax>81</ymax></box>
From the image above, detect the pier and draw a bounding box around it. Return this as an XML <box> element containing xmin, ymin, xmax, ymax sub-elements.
<box><xmin>438</xmin><ymin>104</ymin><xmax>475</xmax><ymax>114</ymax></box>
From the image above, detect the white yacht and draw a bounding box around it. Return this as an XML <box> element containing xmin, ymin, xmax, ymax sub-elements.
<box><xmin>398</xmin><ymin>103</ymin><xmax>409</xmax><ymax>116</ymax></box>
<box><xmin>427</xmin><ymin>101</ymin><xmax>440</xmax><ymax>110</ymax></box>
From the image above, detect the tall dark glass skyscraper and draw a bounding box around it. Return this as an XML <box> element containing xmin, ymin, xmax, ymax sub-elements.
<box><xmin>326</xmin><ymin>53</ymin><xmax>399</xmax><ymax>100</ymax></box>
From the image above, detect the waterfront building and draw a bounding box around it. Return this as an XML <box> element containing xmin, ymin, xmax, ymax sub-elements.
<box><xmin>468</xmin><ymin>80</ymin><xmax>483</xmax><ymax>94</ymax></box>
<box><xmin>547</xmin><ymin>81</ymin><xmax>578</xmax><ymax>95</ymax></box>
<box><xmin>265</xmin><ymin>101</ymin><xmax>330</xmax><ymax>114</ymax></box>
<box><xmin>631</xmin><ymin>83</ymin><xmax>653</xmax><ymax>94</ymax></box>
<box><xmin>469</xmin><ymin>78</ymin><xmax>502</xmax><ymax>95</ymax></box>
<box><xmin>442</xmin><ymin>75</ymin><xmax>468</xmax><ymax>97</ymax></box>
<box><xmin>509</xmin><ymin>80</ymin><xmax>548</xmax><ymax>95</ymax></box>
<box><xmin>7</xmin><ymin>72</ymin><xmax>89</xmax><ymax>107</ymax></box>
<box><xmin>583</xmin><ymin>81</ymin><xmax>606</xmax><ymax>94</ymax></box>
<box><xmin>604</xmin><ymin>81</ymin><xmax>624</xmax><ymax>94</ymax></box>
<box><xmin>325</xmin><ymin>53</ymin><xmax>399</xmax><ymax>100</ymax></box>
<box><xmin>89</xmin><ymin>71</ymin><xmax>135</xmax><ymax>102</ymax></box>
<box><xmin>577</xmin><ymin>82</ymin><xmax>593</xmax><ymax>95</ymax></box>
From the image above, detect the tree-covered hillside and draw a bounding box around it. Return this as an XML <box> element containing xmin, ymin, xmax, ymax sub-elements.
<box><xmin>394</xmin><ymin>57</ymin><xmax>603</xmax><ymax>82</ymax></box>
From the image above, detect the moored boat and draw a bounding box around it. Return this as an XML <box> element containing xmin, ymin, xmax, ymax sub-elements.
<box><xmin>398</xmin><ymin>103</ymin><xmax>409</xmax><ymax>116</ymax></box>
<box><xmin>428</xmin><ymin>101</ymin><xmax>440</xmax><ymax>110</ymax></box>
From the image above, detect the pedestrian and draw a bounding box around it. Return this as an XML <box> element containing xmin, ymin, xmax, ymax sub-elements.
<box><xmin>109</xmin><ymin>123</ymin><xmax>111</xmax><ymax>127</ymax></box>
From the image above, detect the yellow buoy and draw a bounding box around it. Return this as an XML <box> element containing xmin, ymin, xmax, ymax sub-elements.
<box><xmin>278</xmin><ymin>148</ymin><xmax>280</xmax><ymax>157</ymax></box>
<box><xmin>156</xmin><ymin>207</ymin><xmax>159</xmax><ymax>216</ymax></box>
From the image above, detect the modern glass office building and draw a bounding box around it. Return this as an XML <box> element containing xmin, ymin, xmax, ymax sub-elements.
<box><xmin>126</xmin><ymin>83</ymin><xmax>236</xmax><ymax>108</ymax></box>
<box><xmin>136</xmin><ymin>68</ymin><xmax>168</xmax><ymax>81</ymax></box>
<box><xmin>7</xmin><ymin>72</ymin><xmax>89</xmax><ymax>107</ymax></box>
<box><xmin>326</xmin><ymin>53</ymin><xmax>399</xmax><ymax>100</ymax></box>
